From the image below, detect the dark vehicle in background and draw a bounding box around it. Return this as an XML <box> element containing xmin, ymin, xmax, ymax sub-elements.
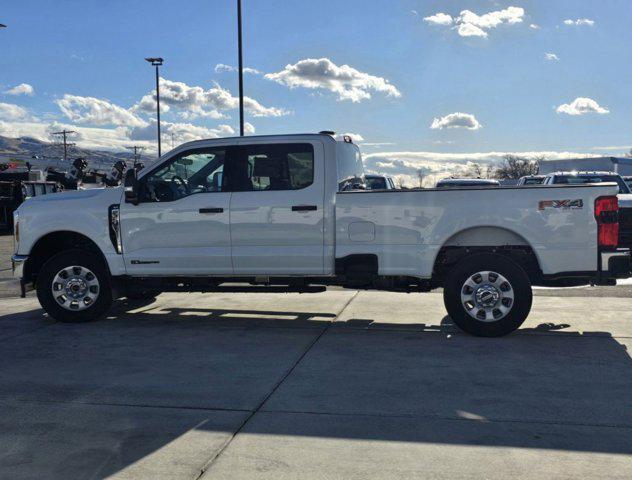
<box><xmin>517</xmin><ymin>175</ymin><xmax>545</xmax><ymax>185</ymax></box>
<box><xmin>365</xmin><ymin>174</ymin><xmax>397</xmax><ymax>190</ymax></box>
<box><xmin>0</xmin><ymin>167</ymin><xmax>60</xmax><ymax>232</ymax></box>
<box><xmin>542</xmin><ymin>171</ymin><xmax>632</xmax><ymax>248</ymax></box>
<box><xmin>542</xmin><ymin>171</ymin><xmax>630</xmax><ymax>194</ymax></box>
<box><xmin>435</xmin><ymin>178</ymin><xmax>500</xmax><ymax>188</ymax></box>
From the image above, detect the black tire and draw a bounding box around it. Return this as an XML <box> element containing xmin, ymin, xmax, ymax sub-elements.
<box><xmin>443</xmin><ymin>253</ymin><xmax>532</xmax><ymax>337</ymax></box>
<box><xmin>36</xmin><ymin>249</ymin><xmax>113</xmax><ymax>323</ymax></box>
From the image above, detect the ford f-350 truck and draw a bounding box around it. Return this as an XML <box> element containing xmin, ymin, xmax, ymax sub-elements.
<box><xmin>11</xmin><ymin>133</ymin><xmax>632</xmax><ymax>336</ymax></box>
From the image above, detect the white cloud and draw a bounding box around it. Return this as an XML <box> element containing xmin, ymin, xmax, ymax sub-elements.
<box><xmin>0</xmin><ymin>102</ymin><xmax>29</xmax><ymax>121</ymax></box>
<box><xmin>423</xmin><ymin>13</ymin><xmax>453</xmax><ymax>26</ymax></box>
<box><xmin>56</xmin><ymin>94</ymin><xmax>148</xmax><ymax>127</ymax></box>
<box><xmin>265</xmin><ymin>58</ymin><xmax>401</xmax><ymax>103</ymax></box>
<box><xmin>364</xmin><ymin>150</ymin><xmax>597</xmax><ymax>187</ymax></box>
<box><xmin>4</xmin><ymin>83</ymin><xmax>35</xmax><ymax>96</ymax></box>
<box><xmin>529</xmin><ymin>23</ymin><xmax>540</xmax><ymax>29</ymax></box>
<box><xmin>458</xmin><ymin>23</ymin><xmax>488</xmax><ymax>37</ymax></box>
<box><xmin>424</xmin><ymin>6</ymin><xmax>525</xmax><ymax>38</ymax></box>
<box><xmin>130</xmin><ymin>119</ymin><xmax>235</xmax><ymax>146</ymax></box>
<box><xmin>556</xmin><ymin>97</ymin><xmax>609</xmax><ymax>116</ymax></box>
<box><xmin>214</xmin><ymin>63</ymin><xmax>261</xmax><ymax>75</ymax></box>
<box><xmin>430</xmin><ymin>112</ymin><xmax>482</xmax><ymax>130</ymax></box>
<box><xmin>336</xmin><ymin>132</ymin><xmax>364</xmax><ymax>142</ymax></box>
<box><xmin>136</xmin><ymin>78</ymin><xmax>287</xmax><ymax>119</ymax></box>
<box><xmin>544</xmin><ymin>52</ymin><xmax>559</xmax><ymax>61</ymax></box>
<box><xmin>0</xmin><ymin>119</ymin><xmax>154</xmax><ymax>153</ymax></box>
<box><xmin>591</xmin><ymin>145</ymin><xmax>632</xmax><ymax>152</ymax></box>
<box><xmin>244</xmin><ymin>122</ymin><xmax>255</xmax><ymax>134</ymax></box>
<box><xmin>564</xmin><ymin>18</ymin><xmax>594</xmax><ymax>26</ymax></box>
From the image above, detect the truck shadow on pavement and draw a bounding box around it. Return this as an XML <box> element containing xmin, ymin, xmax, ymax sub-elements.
<box><xmin>0</xmin><ymin>302</ymin><xmax>631</xmax><ymax>478</ymax></box>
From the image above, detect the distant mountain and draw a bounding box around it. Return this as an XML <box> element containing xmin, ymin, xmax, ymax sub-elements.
<box><xmin>0</xmin><ymin>135</ymin><xmax>149</xmax><ymax>172</ymax></box>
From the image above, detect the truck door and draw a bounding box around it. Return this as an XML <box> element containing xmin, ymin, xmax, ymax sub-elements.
<box><xmin>229</xmin><ymin>141</ymin><xmax>325</xmax><ymax>274</ymax></box>
<box><xmin>120</xmin><ymin>145</ymin><xmax>234</xmax><ymax>275</ymax></box>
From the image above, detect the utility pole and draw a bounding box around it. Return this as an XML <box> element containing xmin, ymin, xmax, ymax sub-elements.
<box><xmin>145</xmin><ymin>57</ymin><xmax>164</xmax><ymax>157</ymax></box>
<box><xmin>52</xmin><ymin>130</ymin><xmax>76</xmax><ymax>162</ymax></box>
<box><xmin>417</xmin><ymin>169</ymin><xmax>424</xmax><ymax>189</ymax></box>
<box><xmin>126</xmin><ymin>146</ymin><xmax>144</xmax><ymax>167</ymax></box>
<box><xmin>237</xmin><ymin>0</ymin><xmax>244</xmax><ymax>136</ymax></box>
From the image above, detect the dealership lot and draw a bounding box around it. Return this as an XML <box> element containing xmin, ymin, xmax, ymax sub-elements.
<box><xmin>1</xmin><ymin>235</ymin><xmax>631</xmax><ymax>479</ymax></box>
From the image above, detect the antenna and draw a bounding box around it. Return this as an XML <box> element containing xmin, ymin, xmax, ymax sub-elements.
<box><xmin>51</xmin><ymin>130</ymin><xmax>76</xmax><ymax>162</ymax></box>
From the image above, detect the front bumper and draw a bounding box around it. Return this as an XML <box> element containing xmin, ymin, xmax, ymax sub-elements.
<box><xmin>11</xmin><ymin>254</ymin><xmax>27</xmax><ymax>278</ymax></box>
<box><xmin>11</xmin><ymin>254</ymin><xmax>29</xmax><ymax>298</ymax></box>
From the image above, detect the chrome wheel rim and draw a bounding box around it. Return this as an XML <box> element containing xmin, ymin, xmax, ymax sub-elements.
<box><xmin>460</xmin><ymin>270</ymin><xmax>514</xmax><ymax>322</ymax></box>
<box><xmin>51</xmin><ymin>265</ymin><xmax>100</xmax><ymax>311</ymax></box>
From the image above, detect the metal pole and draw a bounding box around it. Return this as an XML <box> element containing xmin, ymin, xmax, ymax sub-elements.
<box><xmin>63</xmin><ymin>131</ymin><xmax>68</xmax><ymax>162</ymax></box>
<box><xmin>237</xmin><ymin>0</ymin><xmax>244</xmax><ymax>136</ymax></box>
<box><xmin>155</xmin><ymin>64</ymin><xmax>162</xmax><ymax>157</ymax></box>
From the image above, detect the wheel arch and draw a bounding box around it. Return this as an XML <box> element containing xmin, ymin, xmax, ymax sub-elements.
<box><xmin>25</xmin><ymin>230</ymin><xmax>110</xmax><ymax>285</ymax></box>
<box><xmin>432</xmin><ymin>226</ymin><xmax>542</xmax><ymax>286</ymax></box>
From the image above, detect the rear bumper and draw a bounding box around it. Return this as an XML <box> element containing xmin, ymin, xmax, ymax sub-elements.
<box><xmin>601</xmin><ymin>250</ymin><xmax>631</xmax><ymax>278</ymax></box>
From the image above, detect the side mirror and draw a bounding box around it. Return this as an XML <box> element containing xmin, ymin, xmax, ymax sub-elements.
<box><xmin>124</xmin><ymin>168</ymin><xmax>139</xmax><ymax>205</ymax></box>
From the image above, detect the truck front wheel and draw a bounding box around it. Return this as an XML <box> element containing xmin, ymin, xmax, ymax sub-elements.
<box><xmin>36</xmin><ymin>249</ymin><xmax>113</xmax><ymax>323</ymax></box>
<box><xmin>443</xmin><ymin>253</ymin><xmax>532</xmax><ymax>337</ymax></box>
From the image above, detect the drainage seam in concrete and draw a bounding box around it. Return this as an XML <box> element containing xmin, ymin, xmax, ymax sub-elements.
<box><xmin>257</xmin><ymin>408</ymin><xmax>632</xmax><ymax>431</ymax></box>
<box><xmin>0</xmin><ymin>397</ymin><xmax>252</xmax><ymax>414</ymax></box>
<box><xmin>195</xmin><ymin>290</ymin><xmax>360</xmax><ymax>480</ymax></box>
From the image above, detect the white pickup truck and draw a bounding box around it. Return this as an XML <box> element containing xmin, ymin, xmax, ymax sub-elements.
<box><xmin>11</xmin><ymin>133</ymin><xmax>632</xmax><ymax>336</ymax></box>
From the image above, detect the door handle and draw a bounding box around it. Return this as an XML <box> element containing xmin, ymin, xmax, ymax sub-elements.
<box><xmin>199</xmin><ymin>207</ymin><xmax>224</xmax><ymax>214</ymax></box>
<box><xmin>291</xmin><ymin>205</ymin><xmax>317</xmax><ymax>212</ymax></box>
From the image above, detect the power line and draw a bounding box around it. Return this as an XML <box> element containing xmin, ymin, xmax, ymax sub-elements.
<box><xmin>51</xmin><ymin>130</ymin><xmax>76</xmax><ymax>162</ymax></box>
<box><xmin>126</xmin><ymin>146</ymin><xmax>145</xmax><ymax>166</ymax></box>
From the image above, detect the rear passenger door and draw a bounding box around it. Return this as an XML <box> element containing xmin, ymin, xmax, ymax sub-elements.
<box><xmin>228</xmin><ymin>141</ymin><xmax>325</xmax><ymax>274</ymax></box>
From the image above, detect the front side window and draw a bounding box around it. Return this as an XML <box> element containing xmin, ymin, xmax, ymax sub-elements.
<box><xmin>141</xmin><ymin>147</ymin><xmax>227</xmax><ymax>202</ymax></box>
<box><xmin>229</xmin><ymin>143</ymin><xmax>314</xmax><ymax>192</ymax></box>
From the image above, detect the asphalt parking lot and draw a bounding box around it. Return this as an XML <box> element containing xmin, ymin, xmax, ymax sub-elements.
<box><xmin>1</xmin><ymin>234</ymin><xmax>631</xmax><ymax>479</ymax></box>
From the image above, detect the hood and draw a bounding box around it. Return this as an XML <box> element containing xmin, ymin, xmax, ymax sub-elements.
<box><xmin>26</xmin><ymin>186</ymin><xmax>121</xmax><ymax>202</ymax></box>
<box><xmin>16</xmin><ymin>187</ymin><xmax>124</xmax><ymax>216</ymax></box>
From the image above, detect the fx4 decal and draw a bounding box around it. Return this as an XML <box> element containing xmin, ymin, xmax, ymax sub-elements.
<box><xmin>538</xmin><ymin>199</ymin><xmax>584</xmax><ymax>211</ymax></box>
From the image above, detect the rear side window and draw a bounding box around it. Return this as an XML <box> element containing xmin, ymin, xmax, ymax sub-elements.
<box><xmin>229</xmin><ymin>143</ymin><xmax>314</xmax><ymax>192</ymax></box>
<box><xmin>337</xmin><ymin>143</ymin><xmax>364</xmax><ymax>190</ymax></box>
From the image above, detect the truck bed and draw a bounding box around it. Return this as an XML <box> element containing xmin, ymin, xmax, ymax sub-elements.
<box><xmin>335</xmin><ymin>184</ymin><xmax>619</xmax><ymax>278</ymax></box>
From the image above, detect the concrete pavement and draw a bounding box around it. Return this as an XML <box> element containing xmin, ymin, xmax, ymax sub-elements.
<box><xmin>0</xmin><ymin>290</ymin><xmax>631</xmax><ymax>479</ymax></box>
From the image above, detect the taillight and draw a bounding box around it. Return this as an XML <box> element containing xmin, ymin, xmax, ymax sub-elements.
<box><xmin>595</xmin><ymin>196</ymin><xmax>619</xmax><ymax>249</ymax></box>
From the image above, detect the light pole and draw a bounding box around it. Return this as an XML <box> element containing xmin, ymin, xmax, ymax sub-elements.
<box><xmin>237</xmin><ymin>0</ymin><xmax>244</xmax><ymax>136</ymax></box>
<box><xmin>145</xmin><ymin>57</ymin><xmax>163</xmax><ymax>157</ymax></box>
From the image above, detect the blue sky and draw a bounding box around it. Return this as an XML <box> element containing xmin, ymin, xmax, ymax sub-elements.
<box><xmin>1</xmin><ymin>0</ymin><xmax>631</xmax><ymax>183</ymax></box>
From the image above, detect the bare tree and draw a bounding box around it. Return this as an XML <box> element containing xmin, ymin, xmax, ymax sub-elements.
<box><xmin>465</xmin><ymin>162</ymin><xmax>495</xmax><ymax>178</ymax></box>
<box><xmin>495</xmin><ymin>155</ymin><xmax>541</xmax><ymax>179</ymax></box>
<box><xmin>466</xmin><ymin>163</ymin><xmax>484</xmax><ymax>178</ymax></box>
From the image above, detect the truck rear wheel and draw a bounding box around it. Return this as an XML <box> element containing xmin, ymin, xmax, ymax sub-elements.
<box><xmin>36</xmin><ymin>249</ymin><xmax>113</xmax><ymax>323</ymax></box>
<box><xmin>443</xmin><ymin>253</ymin><xmax>532</xmax><ymax>337</ymax></box>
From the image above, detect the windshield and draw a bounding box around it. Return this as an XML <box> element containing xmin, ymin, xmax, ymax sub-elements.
<box><xmin>522</xmin><ymin>177</ymin><xmax>544</xmax><ymax>185</ymax></box>
<box><xmin>366</xmin><ymin>177</ymin><xmax>387</xmax><ymax>190</ymax></box>
<box><xmin>552</xmin><ymin>175</ymin><xmax>630</xmax><ymax>194</ymax></box>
